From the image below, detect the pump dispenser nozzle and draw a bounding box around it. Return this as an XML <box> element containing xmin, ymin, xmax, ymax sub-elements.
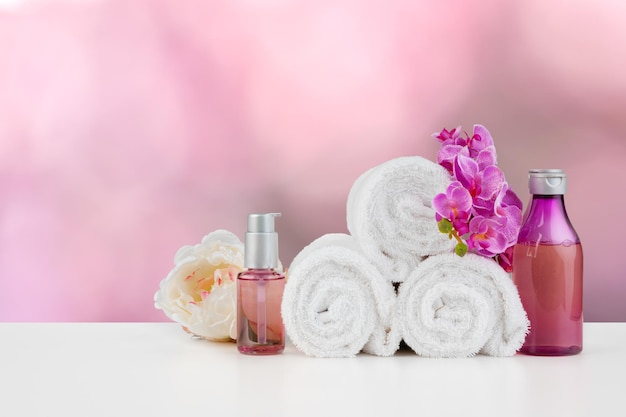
<box><xmin>244</xmin><ymin>213</ymin><xmax>281</xmax><ymax>269</ymax></box>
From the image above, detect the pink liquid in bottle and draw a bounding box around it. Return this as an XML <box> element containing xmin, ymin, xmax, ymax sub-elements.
<box><xmin>237</xmin><ymin>269</ymin><xmax>285</xmax><ymax>354</ymax></box>
<box><xmin>513</xmin><ymin>243</ymin><xmax>583</xmax><ymax>355</ymax></box>
<box><xmin>513</xmin><ymin>170</ymin><xmax>583</xmax><ymax>356</ymax></box>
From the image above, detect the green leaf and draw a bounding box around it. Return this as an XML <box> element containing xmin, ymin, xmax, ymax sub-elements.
<box><xmin>455</xmin><ymin>242</ymin><xmax>468</xmax><ymax>257</ymax></box>
<box><xmin>438</xmin><ymin>218</ymin><xmax>453</xmax><ymax>234</ymax></box>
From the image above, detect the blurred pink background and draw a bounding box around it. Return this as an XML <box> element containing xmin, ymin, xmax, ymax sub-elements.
<box><xmin>1</xmin><ymin>0</ymin><xmax>625</xmax><ymax>322</ymax></box>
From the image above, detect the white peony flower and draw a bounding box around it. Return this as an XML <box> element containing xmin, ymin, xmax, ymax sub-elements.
<box><xmin>154</xmin><ymin>230</ymin><xmax>245</xmax><ymax>342</ymax></box>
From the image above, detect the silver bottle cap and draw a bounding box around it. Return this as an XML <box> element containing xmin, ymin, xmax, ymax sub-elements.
<box><xmin>244</xmin><ymin>213</ymin><xmax>281</xmax><ymax>269</ymax></box>
<box><xmin>528</xmin><ymin>169</ymin><xmax>567</xmax><ymax>195</ymax></box>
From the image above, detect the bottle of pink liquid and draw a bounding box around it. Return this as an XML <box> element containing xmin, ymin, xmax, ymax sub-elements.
<box><xmin>237</xmin><ymin>213</ymin><xmax>285</xmax><ymax>355</ymax></box>
<box><xmin>513</xmin><ymin>169</ymin><xmax>583</xmax><ymax>356</ymax></box>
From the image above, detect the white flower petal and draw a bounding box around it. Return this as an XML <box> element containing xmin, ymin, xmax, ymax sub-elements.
<box><xmin>154</xmin><ymin>230</ymin><xmax>244</xmax><ymax>341</ymax></box>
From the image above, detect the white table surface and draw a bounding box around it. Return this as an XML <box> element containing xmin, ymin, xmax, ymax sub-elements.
<box><xmin>0</xmin><ymin>322</ymin><xmax>623</xmax><ymax>417</ymax></box>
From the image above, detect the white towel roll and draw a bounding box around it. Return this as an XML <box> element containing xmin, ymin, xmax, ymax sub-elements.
<box><xmin>346</xmin><ymin>156</ymin><xmax>454</xmax><ymax>283</ymax></box>
<box><xmin>282</xmin><ymin>234</ymin><xmax>400</xmax><ymax>357</ymax></box>
<box><xmin>396</xmin><ymin>253</ymin><xmax>529</xmax><ymax>357</ymax></box>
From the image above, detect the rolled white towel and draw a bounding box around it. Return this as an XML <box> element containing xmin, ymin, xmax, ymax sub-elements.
<box><xmin>346</xmin><ymin>156</ymin><xmax>454</xmax><ymax>283</ymax></box>
<box><xmin>282</xmin><ymin>233</ymin><xmax>400</xmax><ymax>357</ymax></box>
<box><xmin>396</xmin><ymin>253</ymin><xmax>529</xmax><ymax>357</ymax></box>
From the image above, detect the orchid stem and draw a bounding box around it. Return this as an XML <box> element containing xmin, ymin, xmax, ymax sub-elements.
<box><xmin>449</xmin><ymin>230</ymin><xmax>464</xmax><ymax>246</ymax></box>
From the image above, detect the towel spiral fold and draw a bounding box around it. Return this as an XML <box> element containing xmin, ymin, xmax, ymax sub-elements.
<box><xmin>346</xmin><ymin>156</ymin><xmax>454</xmax><ymax>283</ymax></box>
<box><xmin>397</xmin><ymin>253</ymin><xmax>529</xmax><ymax>357</ymax></box>
<box><xmin>281</xmin><ymin>234</ymin><xmax>399</xmax><ymax>357</ymax></box>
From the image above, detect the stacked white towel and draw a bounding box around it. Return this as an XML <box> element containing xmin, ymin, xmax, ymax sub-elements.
<box><xmin>396</xmin><ymin>253</ymin><xmax>529</xmax><ymax>357</ymax></box>
<box><xmin>281</xmin><ymin>234</ymin><xmax>400</xmax><ymax>357</ymax></box>
<box><xmin>346</xmin><ymin>156</ymin><xmax>454</xmax><ymax>283</ymax></box>
<box><xmin>282</xmin><ymin>155</ymin><xmax>529</xmax><ymax>358</ymax></box>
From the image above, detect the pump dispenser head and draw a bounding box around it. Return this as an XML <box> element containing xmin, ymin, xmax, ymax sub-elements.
<box><xmin>244</xmin><ymin>213</ymin><xmax>281</xmax><ymax>269</ymax></box>
<box><xmin>528</xmin><ymin>169</ymin><xmax>567</xmax><ymax>195</ymax></box>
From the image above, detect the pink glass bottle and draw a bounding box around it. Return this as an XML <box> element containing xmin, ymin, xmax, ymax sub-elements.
<box><xmin>513</xmin><ymin>169</ymin><xmax>583</xmax><ymax>356</ymax></box>
<box><xmin>237</xmin><ymin>213</ymin><xmax>285</xmax><ymax>355</ymax></box>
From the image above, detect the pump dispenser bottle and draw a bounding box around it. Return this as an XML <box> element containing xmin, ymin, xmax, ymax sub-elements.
<box><xmin>237</xmin><ymin>213</ymin><xmax>285</xmax><ymax>355</ymax></box>
<box><xmin>513</xmin><ymin>169</ymin><xmax>583</xmax><ymax>356</ymax></box>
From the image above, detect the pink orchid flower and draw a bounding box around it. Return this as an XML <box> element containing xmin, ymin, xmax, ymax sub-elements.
<box><xmin>467</xmin><ymin>216</ymin><xmax>509</xmax><ymax>257</ymax></box>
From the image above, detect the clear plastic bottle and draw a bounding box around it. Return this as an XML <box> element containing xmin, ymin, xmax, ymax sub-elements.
<box><xmin>237</xmin><ymin>213</ymin><xmax>285</xmax><ymax>355</ymax></box>
<box><xmin>513</xmin><ymin>169</ymin><xmax>583</xmax><ymax>356</ymax></box>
